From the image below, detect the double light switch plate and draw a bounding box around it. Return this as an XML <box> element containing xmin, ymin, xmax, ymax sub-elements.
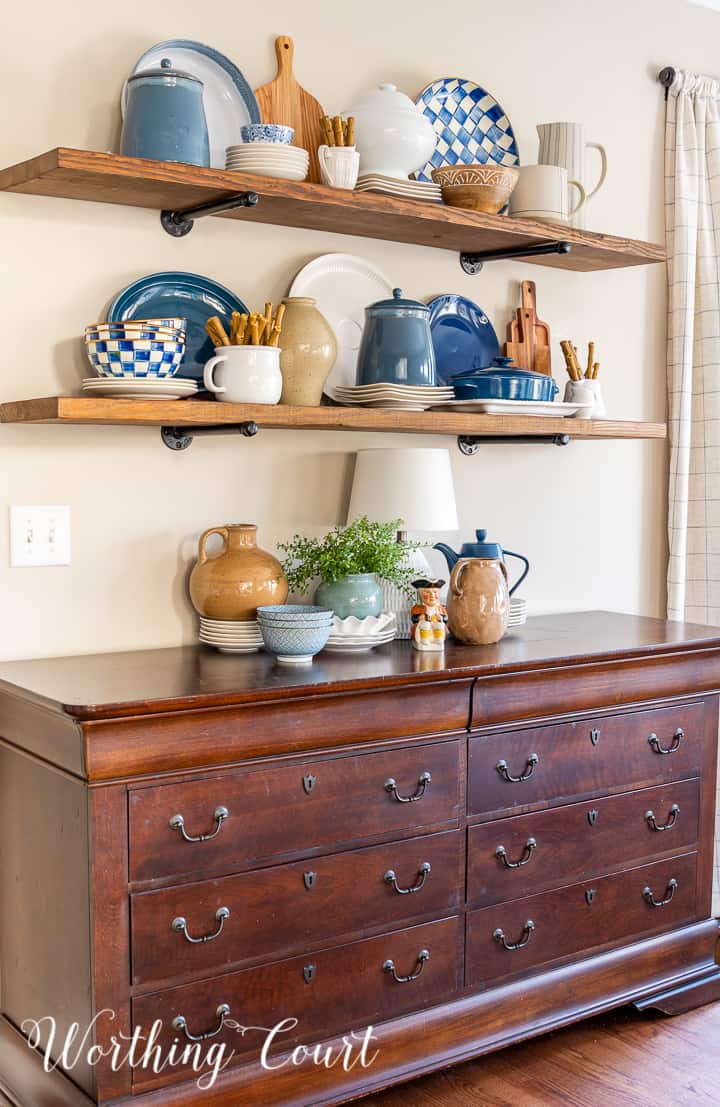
<box><xmin>10</xmin><ymin>506</ymin><xmax>71</xmax><ymax>567</ymax></box>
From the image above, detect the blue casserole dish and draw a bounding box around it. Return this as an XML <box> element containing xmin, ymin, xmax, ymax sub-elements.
<box><xmin>451</xmin><ymin>356</ymin><xmax>559</xmax><ymax>401</ymax></box>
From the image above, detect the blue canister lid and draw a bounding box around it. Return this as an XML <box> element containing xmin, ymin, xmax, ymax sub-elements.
<box><xmin>467</xmin><ymin>529</ymin><xmax>504</xmax><ymax>558</ymax></box>
<box><xmin>128</xmin><ymin>57</ymin><xmax>202</xmax><ymax>85</ymax></box>
<box><xmin>366</xmin><ymin>288</ymin><xmax>429</xmax><ymax>313</ymax></box>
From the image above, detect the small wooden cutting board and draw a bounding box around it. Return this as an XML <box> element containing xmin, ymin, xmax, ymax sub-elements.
<box><xmin>254</xmin><ymin>36</ymin><xmax>325</xmax><ymax>183</ymax></box>
<box><xmin>504</xmin><ymin>280</ymin><xmax>552</xmax><ymax>375</ymax></box>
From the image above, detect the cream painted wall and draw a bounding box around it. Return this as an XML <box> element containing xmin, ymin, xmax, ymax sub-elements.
<box><xmin>1</xmin><ymin>0</ymin><xmax>717</xmax><ymax>661</ymax></box>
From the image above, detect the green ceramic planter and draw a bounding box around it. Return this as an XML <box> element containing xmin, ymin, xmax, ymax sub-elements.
<box><xmin>314</xmin><ymin>573</ymin><xmax>383</xmax><ymax>619</ymax></box>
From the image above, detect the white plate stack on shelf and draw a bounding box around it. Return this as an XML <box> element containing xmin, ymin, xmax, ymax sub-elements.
<box><xmin>333</xmin><ymin>384</ymin><xmax>454</xmax><ymax>411</ymax></box>
<box><xmin>225</xmin><ymin>143</ymin><xmax>309</xmax><ymax>181</ymax></box>
<box><xmin>323</xmin><ymin>613</ymin><xmax>397</xmax><ymax>653</ymax></box>
<box><xmin>199</xmin><ymin>617</ymin><xmax>263</xmax><ymax>654</ymax></box>
<box><xmin>355</xmin><ymin>175</ymin><xmax>442</xmax><ymax>203</ymax></box>
<box><xmin>507</xmin><ymin>596</ymin><xmax>528</xmax><ymax>628</ymax></box>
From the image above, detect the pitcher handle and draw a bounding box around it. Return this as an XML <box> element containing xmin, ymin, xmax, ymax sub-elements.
<box><xmin>585</xmin><ymin>142</ymin><xmax>607</xmax><ymax>200</ymax></box>
<box><xmin>198</xmin><ymin>526</ymin><xmax>229</xmax><ymax>565</ymax></box>
<box><xmin>204</xmin><ymin>354</ymin><xmax>227</xmax><ymax>394</ymax></box>
<box><xmin>504</xmin><ymin>550</ymin><xmax>529</xmax><ymax>597</ymax></box>
<box><xmin>318</xmin><ymin>144</ymin><xmax>331</xmax><ymax>186</ymax></box>
<box><xmin>568</xmin><ymin>178</ymin><xmax>587</xmax><ymax>215</ymax></box>
<box><xmin>450</xmin><ymin>560</ymin><xmax>467</xmax><ymax>598</ymax></box>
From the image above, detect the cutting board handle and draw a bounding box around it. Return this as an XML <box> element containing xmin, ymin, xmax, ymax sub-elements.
<box><xmin>274</xmin><ymin>35</ymin><xmax>295</xmax><ymax>77</ymax></box>
<box><xmin>521</xmin><ymin>280</ymin><xmax>537</xmax><ymax>312</ymax></box>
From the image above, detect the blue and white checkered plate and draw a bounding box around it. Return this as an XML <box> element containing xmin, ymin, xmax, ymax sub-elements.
<box><xmin>413</xmin><ymin>77</ymin><xmax>519</xmax><ymax>183</ymax></box>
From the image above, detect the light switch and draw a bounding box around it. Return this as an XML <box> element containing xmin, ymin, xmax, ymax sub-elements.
<box><xmin>10</xmin><ymin>506</ymin><xmax>71</xmax><ymax>567</ymax></box>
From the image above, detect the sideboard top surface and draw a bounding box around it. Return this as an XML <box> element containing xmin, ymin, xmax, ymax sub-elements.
<box><xmin>0</xmin><ymin>612</ymin><xmax>719</xmax><ymax>722</ymax></box>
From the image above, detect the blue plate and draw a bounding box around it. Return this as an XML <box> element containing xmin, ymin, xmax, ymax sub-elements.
<box><xmin>428</xmin><ymin>295</ymin><xmax>500</xmax><ymax>385</ymax></box>
<box><xmin>108</xmin><ymin>272</ymin><xmax>248</xmax><ymax>381</ymax></box>
<box><xmin>414</xmin><ymin>78</ymin><xmax>519</xmax><ymax>183</ymax></box>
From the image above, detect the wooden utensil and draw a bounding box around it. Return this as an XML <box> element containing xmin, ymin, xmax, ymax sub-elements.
<box><xmin>503</xmin><ymin>281</ymin><xmax>551</xmax><ymax>375</ymax></box>
<box><xmin>254</xmin><ymin>36</ymin><xmax>325</xmax><ymax>183</ymax></box>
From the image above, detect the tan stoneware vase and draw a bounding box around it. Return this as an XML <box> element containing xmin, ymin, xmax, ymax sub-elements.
<box><xmin>446</xmin><ymin>557</ymin><xmax>509</xmax><ymax>645</ymax></box>
<box><xmin>189</xmin><ymin>524</ymin><xmax>288</xmax><ymax>620</ymax></box>
<box><xmin>278</xmin><ymin>296</ymin><xmax>337</xmax><ymax>406</ymax></box>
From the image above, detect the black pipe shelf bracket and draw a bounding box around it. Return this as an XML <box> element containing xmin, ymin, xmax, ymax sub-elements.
<box><xmin>457</xmin><ymin>433</ymin><xmax>571</xmax><ymax>456</ymax></box>
<box><xmin>161</xmin><ymin>422</ymin><xmax>260</xmax><ymax>451</ymax></box>
<box><xmin>161</xmin><ymin>191</ymin><xmax>260</xmax><ymax>237</ymax></box>
<box><xmin>460</xmin><ymin>240</ymin><xmax>572</xmax><ymax>275</ymax></box>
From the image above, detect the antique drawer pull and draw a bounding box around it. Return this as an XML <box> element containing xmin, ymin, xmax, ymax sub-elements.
<box><xmin>493</xmin><ymin>920</ymin><xmax>535</xmax><ymax>950</ymax></box>
<box><xmin>171</xmin><ymin>906</ymin><xmax>230</xmax><ymax>944</ymax></box>
<box><xmin>384</xmin><ymin>862</ymin><xmax>431</xmax><ymax>895</ymax></box>
<box><xmin>643</xmin><ymin>878</ymin><xmax>678</xmax><ymax>908</ymax></box>
<box><xmin>383</xmin><ymin>948</ymin><xmax>429</xmax><ymax>983</ymax></box>
<box><xmin>172</xmin><ymin>1003</ymin><xmax>231</xmax><ymax>1042</ymax></box>
<box><xmin>384</xmin><ymin>771</ymin><xmax>432</xmax><ymax>803</ymax></box>
<box><xmin>169</xmin><ymin>805</ymin><xmax>229</xmax><ymax>843</ymax></box>
<box><xmin>648</xmin><ymin>728</ymin><xmax>684</xmax><ymax>755</ymax></box>
<box><xmin>645</xmin><ymin>804</ymin><xmax>680</xmax><ymax>832</ymax></box>
<box><xmin>495</xmin><ymin>837</ymin><xmax>537</xmax><ymax>869</ymax></box>
<box><xmin>495</xmin><ymin>753</ymin><xmax>539</xmax><ymax>783</ymax></box>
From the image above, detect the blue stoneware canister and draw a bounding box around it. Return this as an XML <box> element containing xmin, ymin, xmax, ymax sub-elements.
<box><xmin>356</xmin><ymin>288</ymin><xmax>437</xmax><ymax>387</ymax></box>
<box><xmin>120</xmin><ymin>58</ymin><xmax>210</xmax><ymax>167</ymax></box>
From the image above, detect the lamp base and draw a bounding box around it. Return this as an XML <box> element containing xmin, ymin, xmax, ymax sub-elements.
<box><xmin>382</xmin><ymin>547</ymin><xmax>434</xmax><ymax>639</ymax></box>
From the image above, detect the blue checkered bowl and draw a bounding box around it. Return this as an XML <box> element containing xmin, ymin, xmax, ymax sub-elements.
<box><xmin>85</xmin><ymin>324</ymin><xmax>185</xmax><ymax>344</ymax></box>
<box><xmin>85</xmin><ymin>337</ymin><xmax>186</xmax><ymax>378</ymax></box>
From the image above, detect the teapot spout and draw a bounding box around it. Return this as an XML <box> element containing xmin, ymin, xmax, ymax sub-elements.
<box><xmin>433</xmin><ymin>543</ymin><xmax>459</xmax><ymax>572</ymax></box>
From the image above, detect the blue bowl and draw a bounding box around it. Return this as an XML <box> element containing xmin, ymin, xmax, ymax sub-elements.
<box><xmin>257</xmin><ymin>605</ymin><xmax>333</xmax><ymax>623</ymax></box>
<box><xmin>451</xmin><ymin>358</ymin><xmax>558</xmax><ymax>402</ymax></box>
<box><xmin>85</xmin><ymin>338</ymin><xmax>185</xmax><ymax>378</ymax></box>
<box><xmin>240</xmin><ymin>123</ymin><xmax>294</xmax><ymax>144</ymax></box>
<box><xmin>259</xmin><ymin>620</ymin><xmax>332</xmax><ymax>663</ymax></box>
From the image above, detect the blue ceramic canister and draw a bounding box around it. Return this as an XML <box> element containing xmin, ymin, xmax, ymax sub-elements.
<box><xmin>120</xmin><ymin>58</ymin><xmax>210</xmax><ymax>167</ymax></box>
<box><xmin>356</xmin><ymin>288</ymin><xmax>437</xmax><ymax>387</ymax></box>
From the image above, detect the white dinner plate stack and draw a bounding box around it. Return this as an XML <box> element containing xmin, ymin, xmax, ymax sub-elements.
<box><xmin>199</xmin><ymin>618</ymin><xmax>263</xmax><ymax>654</ymax></box>
<box><xmin>82</xmin><ymin>377</ymin><xmax>198</xmax><ymax>400</ymax></box>
<box><xmin>334</xmin><ymin>384</ymin><xmax>454</xmax><ymax>411</ymax></box>
<box><xmin>324</xmin><ymin>613</ymin><xmax>397</xmax><ymax>654</ymax></box>
<box><xmin>508</xmin><ymin>596</ymin><xmax>528</xmax><ymax>628</ymax></box>
<box><xmin>225</xmin><ymin>143</ymin><xmax>309</xmax><ymax>181</ymax></box>
<box><xmin>355</xmin><ymin>175</ymin><xmax>442</xmax><ymax>203</ymax></box>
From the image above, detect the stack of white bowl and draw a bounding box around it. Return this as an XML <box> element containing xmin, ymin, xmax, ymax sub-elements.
<box><xmin>199</xmin><ymin>617</ymin><xmax>263</xmax><ymax>654</ymax></box>
<box><xmin>508</xmin><ymin>596</ymin><xmax>528</xmax><ymax>628</ymax></box>
<box><xmin>225</xmin><ymin>143</ymin><xmax>309</xmax><ymax>181</ymax></box>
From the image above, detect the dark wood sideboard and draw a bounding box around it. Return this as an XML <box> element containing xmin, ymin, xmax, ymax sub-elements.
<box><xmin>1</xmin><ymin>611</ymin><xmax>719</xmax><ymax>1107</ymax></box>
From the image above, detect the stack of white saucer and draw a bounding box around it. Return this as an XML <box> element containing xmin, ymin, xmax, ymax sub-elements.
<box><xmin>508</xmin><ymin>597</ymin><xmax>528</xmax><ymax>628</ymax></box>
<box><xmin>356</xmin><ymin>175</ymin><xmax>441</xmax><ymax>203</ymax></box>
<box><xmin>199</xmin><ymin>618</ymin><xmax>263</xmax><ymax>654</ymax></box>
<box><xmin>334</xmin><ymin>384</ymin><xmax>454</xmax><ymax>411</ymax></box>
<box><xmin>225</xmin><ymin>144</ymin><xmax>309</xmax><ymax>181</ymax></box>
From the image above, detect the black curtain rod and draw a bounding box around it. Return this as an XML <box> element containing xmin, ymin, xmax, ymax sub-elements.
<box><xmin>658</xmin><ymin>66</ymin><xmax>677</xmax><ymax>100</ymax></box>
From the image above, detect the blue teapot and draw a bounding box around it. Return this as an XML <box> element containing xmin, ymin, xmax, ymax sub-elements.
<box><xmin>434</xmin><ymin>529</ymin><xmax>529</xmax><ymax>596</ymax></box>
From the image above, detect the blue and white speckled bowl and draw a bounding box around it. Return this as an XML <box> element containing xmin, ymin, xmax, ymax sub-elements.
<box><xmin>241</xmin><ymin>123</ymin><xmax>294</xmax><ymax>145</ymax></box>
<box><xmin>258</xmin><ymin>620</ymin><xmax>332</xmax><ymax>664</ymax></box>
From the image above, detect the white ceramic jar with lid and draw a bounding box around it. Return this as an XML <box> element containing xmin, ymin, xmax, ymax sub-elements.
<box><xmin>347</xmin><ymin>83</ymin><xmax>436</xmax><ymax>180</ymax></box>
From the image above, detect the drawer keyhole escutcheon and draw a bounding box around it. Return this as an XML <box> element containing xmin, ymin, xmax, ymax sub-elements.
<box><xmin>303</xmin><ymin>871</ymin><xmax>317</xmax><ymax>890</ymax></box>
<box><xmin>585</xmin><ymin>888</ymin><xmax>596</xmax><ymax>905</ymax></box>
<box><xmin>169</xmin><ymin>805</ymin><xmax>229</xmax><ymax>843</ymax></box>
<box><xmin>590</xmin><ymin>728</ymin><xmax>601</xmax><ymax>747</ymax></box>
<box><xmin>302</xmin><ymin>773</ymin><xmax>317</xmax><ymax>795</ymax></box>
<box><xmin>383</xmin><ymin>949</ymin><xmax>429</xmax><ymax>983</ymax></box>
<box><xmin>643</xmin><ymin>878</ymin><xmax>678</xmax><ymax>907</ymax></box>
<box><xmin>303</xmin><ymin>964</ymin><xmax>317</xmax><ymax>984</ymax></box>
<box><xmin>172</xmin><ymin>1003</ymin><xmax>231</xmax><ymax>1042</ymax></box>
<box><xmin>493</xmin><ymin>921</ymin><xmax>535</xmax><ymax>950</ymax></box>
<box><xmin>384</xmin><ymin>862</ymin><xmax>431</xmax><ymax>894</ymax></box>
<box><xmin>587</xmin><ymin>809</ymin><xmax>599</xmax><ymax>827</ymax></box>
<box><xmin>171</xmin><ymin>906</ymin><xmax>230</xmax><ymax>944</ymax></box>
<box><xmin>646</xmin><ymin>804</ymin><xmax>680</xmax><ymax>832</ymax></box>
<box><xmin>385</xmin><ymin>771</ymin><xmax>432</xmax><ymax>803</ymax></box>
<box><xmin>648</xmin><ymin>728</ymin><xmax>684</xmax><ymax>755</ymax></box>
<box><xmin>495</xmin><ymin>753</ymin><xmax>539</xmax><ymax>783</ymax></box>
<box><xmin>495</xmin><ymin>837</ymin><xmax>537</xmax><ymax>869</ymax></box>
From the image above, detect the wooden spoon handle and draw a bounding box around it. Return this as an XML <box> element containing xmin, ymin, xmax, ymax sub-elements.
<box><xmin>274</xmin><ymin>35</ymin><xmax>294</xmax><ymax>77</ymax></box>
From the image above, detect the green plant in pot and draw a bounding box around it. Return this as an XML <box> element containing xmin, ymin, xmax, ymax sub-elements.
<box><xmin>279</xmin><ymin>516</ymin><xmax>418</xmax><ymax>618</ymax></box>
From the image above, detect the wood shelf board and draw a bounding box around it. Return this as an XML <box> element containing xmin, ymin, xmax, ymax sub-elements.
<box><xmin>0</xmin><ymin>149</ymin><xmax>666</xmax><ymax>272</ymax></box>
<box><xmin>0</xmin><ymin>397</ymin><xmax>667</xmax><ymax>441</ymax></box>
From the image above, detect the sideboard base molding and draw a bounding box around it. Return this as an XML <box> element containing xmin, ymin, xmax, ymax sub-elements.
<box><xmin>634</xmin><ymin>965</ymin><xmax>720</xmax><ymax>1016</ymax></box>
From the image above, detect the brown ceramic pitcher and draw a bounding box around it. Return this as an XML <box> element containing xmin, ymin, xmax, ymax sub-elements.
<box><xmin>189</xmin><ymin>523</ymin><xmax>288</xmax><ymax>620</ymax></box>
<box><xmin>447</xmin><ymin>557</ymin><xmax>509</xmax><ymax>645</ymax></box>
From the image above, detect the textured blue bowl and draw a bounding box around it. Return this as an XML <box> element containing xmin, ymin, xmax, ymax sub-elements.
<box><xmin>240</xmin><ymin>123</ymin><xmax>294</xmax><ymax>144</ymax></box>
<box><xmin>259</xmin><ymin>620</ymin><xmax>331</xmax><ymax>662</ymax></box>
<box><xmin>257</xmin><ymin>605</ymin><xmax>333</xmax><ymax>623</ymax></box>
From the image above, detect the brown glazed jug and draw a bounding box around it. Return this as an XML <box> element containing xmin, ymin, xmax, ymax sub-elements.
<box><xmin>189</xmin><ymin>524</ymin><xmax>288</xmax><ymax>620</ymax></box>
<box><xmin>447</xmin><ymin>557</ymin><xmax>509</xmax><ymax>645</ymax></box>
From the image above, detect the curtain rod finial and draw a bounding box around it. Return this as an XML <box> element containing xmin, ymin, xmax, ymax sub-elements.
<box><xmin>659</xmin><ymin>66</ymin><xmax>676</xmax><ymax>100</ymax></box>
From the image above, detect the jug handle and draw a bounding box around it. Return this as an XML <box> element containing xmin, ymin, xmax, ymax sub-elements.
<box><xmin>585</xmin><ymin>142</ymin><xmax>607</xmax><ymax>200</ymax></box>
<box><xmin>450</xmin><ymin>560</ymin><xmax>467</xmax><ymax>598</ymax></box>
<box><xmin>198</xmin><ymin>526</ymin><xmax>229</xmax><ymax>565</ymax></box>
<box><xmin>504</xmin><ymin>550</ymin><xmax>529</xmax><ymax>597</ymax></box>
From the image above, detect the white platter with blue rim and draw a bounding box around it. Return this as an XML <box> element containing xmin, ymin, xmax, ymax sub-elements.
<box><xmin>121</xmin><ymin>40</ymin><xmax>260</xmax><ymax>169</ymax></box>
<box><xmin>413</xmin><ymin>78</ymin><xmax>519</xmax><ymax>183</ymax></box>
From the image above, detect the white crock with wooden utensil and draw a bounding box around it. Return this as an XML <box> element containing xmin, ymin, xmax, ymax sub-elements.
<box><xmin>254</xmin><ymin>36</ymin><xmax>325</xmax><ymax>183</ymax></box>
<box><xmin>318</xmin><ymin>146</ymin><xmax>360</xmax><ymax>189</ymax></box>
<box><xmin>509</xmin><ymin>165</ymin><xmax>586</xmax><ymax>225</ymax></box>
<box><xmin>537</xmin><ymin>122</ymin><xmax>607</xmax><ymax>229</ymax></box>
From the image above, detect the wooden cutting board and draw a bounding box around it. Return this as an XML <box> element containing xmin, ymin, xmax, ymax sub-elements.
<box><xmin>254</xmin><ymin>36</ymin><xmax>325</xmax><ymax>184</ymax></box>
<box><xmin>504</xmin><ymin>280</ymin><xmax>552</xmax><ymax>375</ymax></box>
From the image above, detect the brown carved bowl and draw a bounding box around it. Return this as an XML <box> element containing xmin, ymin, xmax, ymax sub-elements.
<box><xmin>431</xmin><ymin>164</ymin><xmax>519</xmax><ymax>214</ymax></box>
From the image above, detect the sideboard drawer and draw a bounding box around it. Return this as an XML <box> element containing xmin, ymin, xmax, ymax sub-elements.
<box><xmin>131</xmin><ymin>829</ymin><xmax>463</xmax><ymax>986</ymax></box>
<box><xmin>468</xmin><ymin>778</ymin><xmax>700</xmax><ymax>907</ymax></box>
<box><xmin>129</xmin><ymin>740</ymin><xmax>462</xmax><ymax>882</ymax></box>
<box><xmin>468</xmin><ymin>702</ymin><xmax>703</xmax><ymax>818</ymax></box>
<box><xmin>131</xmin><ymin>915</ymin><xmax>461</xmax><ymax>1090</ymax></box>
<box><xmin>466</xmin><ymin>852</ymin><xmax>699</xmax><ymax>989</ymax></box>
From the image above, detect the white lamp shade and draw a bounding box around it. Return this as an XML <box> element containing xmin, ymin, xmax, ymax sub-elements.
<box><xmin>347</xmin><ymin>448</ymin><xmax>459</xmax><ymax>532</ymax></box>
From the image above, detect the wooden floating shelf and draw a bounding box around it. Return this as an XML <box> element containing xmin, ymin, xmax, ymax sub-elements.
<box><xmin>0</xmin><ymin>397</ymin><xmax>667</xmax><ymax>441</ymax></box>
<box><xmin>0</xmin><ymin>148</ymin><xmax>666</xmax><ymax>272</ymax></box>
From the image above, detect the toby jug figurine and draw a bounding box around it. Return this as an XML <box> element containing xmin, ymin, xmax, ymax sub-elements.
<box><xmin>410</xmin><ymin>578</ymin><xmax>448</xmax><ymax>651</ymax></box>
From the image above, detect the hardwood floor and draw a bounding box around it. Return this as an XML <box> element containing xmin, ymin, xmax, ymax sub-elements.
<box><xmin>362</xmin><ymin>1004</ymin><xmax>720</xmax><ymax>1106</ymax></box>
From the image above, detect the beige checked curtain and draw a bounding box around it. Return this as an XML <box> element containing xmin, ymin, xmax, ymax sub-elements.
<box><xmin>665</xmin><ymin>69</ymin><xmax>720</xmax><ymax>909</ymax></box>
